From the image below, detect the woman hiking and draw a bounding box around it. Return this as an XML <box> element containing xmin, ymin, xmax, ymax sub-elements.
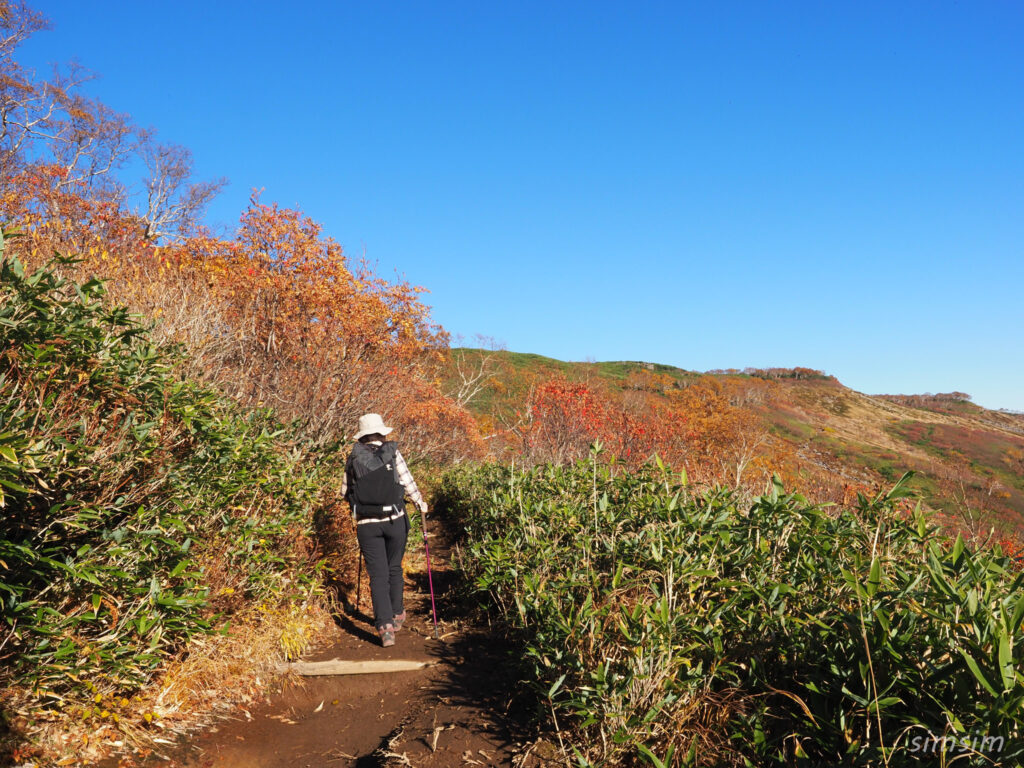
<box><xmin>342</xmin><ymin>413</ymin><xmax>427</xmax><ymax>647</ymax></box>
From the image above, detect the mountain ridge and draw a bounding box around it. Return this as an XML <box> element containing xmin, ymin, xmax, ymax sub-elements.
<box><xmin>445</xmin><ymin>348</ymin><xmax>1024</xmax><ymax>533</ymax></box>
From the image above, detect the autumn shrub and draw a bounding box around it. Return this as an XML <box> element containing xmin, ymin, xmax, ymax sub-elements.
<box><xmin>440</xmin><ymin>454</ymin><xmax>1024</xmax><ymax>767</ymax></box>
<box><xmin>178</xmin><ymin>197</ymin><xmax>483</xmax><ymax>461</ymax></box>
<box><xmin>507</xmin><ymin>375</ymin><xmax>772</xmax><ymax>488</ymax></box>
<box><xmin>0</xmin><ymin>226</ymin><xmax>328</xmax><ymax>709</ymax></box>
<box><xmin>0</xmin><ymin>175</ymin><xmax>484</xmax><ymax>465</ymax></box>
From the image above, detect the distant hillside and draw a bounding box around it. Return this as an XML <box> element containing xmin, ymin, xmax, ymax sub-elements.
<box><xmin>445</xmin><ymin>348</ymin><xmax>1024</xmax><ymax>534</ymax></box>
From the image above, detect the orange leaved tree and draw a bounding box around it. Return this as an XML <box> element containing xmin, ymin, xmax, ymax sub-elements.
<box><xmin>171</xmin><ymin>194</ymin><xmax>481</xmax><ymax>460</ymax></box>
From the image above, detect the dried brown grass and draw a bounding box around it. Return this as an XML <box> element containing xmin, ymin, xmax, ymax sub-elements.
<box><xmin>4</xmin><ymin>593</ymin><xmax>337</xmax><ymax>765</ymax></box>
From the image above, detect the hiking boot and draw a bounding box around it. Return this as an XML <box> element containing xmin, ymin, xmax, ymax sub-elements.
<box><xmin>378</xmin><ymin>624</ymin><xmax>396</xmax><ymax>648</ymax></box>
<box><xmin>393</xmin><ymin>611</ymin><xmax>407</xmax><ymax>631</ymax></box>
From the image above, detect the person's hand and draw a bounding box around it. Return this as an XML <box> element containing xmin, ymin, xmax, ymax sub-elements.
<box><xmin>418</xmin><ymin>500</ymin><xmax>428</xmax><ymax>515</ymax></box>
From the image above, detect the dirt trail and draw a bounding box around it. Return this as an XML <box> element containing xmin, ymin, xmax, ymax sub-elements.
<box><xmin>147</xmin><ymin>533</ymin><xmax>537</xmax><ymax>768</ymax></box>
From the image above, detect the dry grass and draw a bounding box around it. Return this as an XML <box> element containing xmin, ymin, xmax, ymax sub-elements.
<box><xmin>2</xmin><ymin>593</ymin><xmax>338</xmax><ymax>766</ymax></box>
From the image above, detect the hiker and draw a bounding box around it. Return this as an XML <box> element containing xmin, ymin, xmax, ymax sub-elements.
<box><xmin>342</xmin><ymin>413</ymin><xmax>428</xmax><ymax>648</ymax></box>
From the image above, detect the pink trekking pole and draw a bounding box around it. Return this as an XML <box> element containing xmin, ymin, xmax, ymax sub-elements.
<box><xmin>418</xmin><ymin>504</ymin><xmax>440</xmax><ymax>639</ymax></box>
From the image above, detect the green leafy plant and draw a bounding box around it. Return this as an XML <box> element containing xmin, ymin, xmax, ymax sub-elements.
<box><xmin>440</xmin><ymin>451</ymin><xmax>1024</xmax><ymax>766</ymax></box>
<box><xmin>0</xmin><ymin>224</ymin><xmax>326</xmax><ymax>702</ymax></box>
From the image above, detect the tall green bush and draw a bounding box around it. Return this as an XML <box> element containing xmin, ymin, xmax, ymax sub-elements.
<box><xmin>440</xmin><ymin>452</ymin><xmax>1024</xmax><ymax>766</ymax></box>
<box><xmin>0</xmin><ymin>226</ymin><xmax>325</xmax><ymax>700</ymax></box>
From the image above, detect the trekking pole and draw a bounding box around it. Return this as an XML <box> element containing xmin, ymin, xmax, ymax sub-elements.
<box><xmin>355</xmin><ymin>553</ymin><xmax>363</xmax><ymax>613</ymax></box>
<box><xmin>418</xmin><ymin>503</ymin><xmax>440</xmax><ymax>639</ymax></box>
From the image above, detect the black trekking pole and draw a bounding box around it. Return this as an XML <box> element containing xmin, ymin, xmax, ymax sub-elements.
<box><xmin>355</xmin><ymin>553</ymin><xmax>363</xmax><ymax>614</ymax></box>
<box><xmin>418</xmin><ymin>504</ymin><xmax>440</xmax><ymax>639</ymax></box>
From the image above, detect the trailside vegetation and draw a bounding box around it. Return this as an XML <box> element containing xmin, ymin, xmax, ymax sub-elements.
<box><xmin>0</xmin><ymin>227</ymin><xmax>332</xmax><ymax>760</ymax></box>
<box><xmin>439</xmin><ymin>453</ymin><xmax>1024</xmax><ymax>767</ymax></box>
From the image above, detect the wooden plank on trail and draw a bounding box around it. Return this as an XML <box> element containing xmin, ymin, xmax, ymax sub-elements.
<box><xmin>277</xmin><ymin>659</ymin><xmax>435</xmax><ymax>676</ymax></box>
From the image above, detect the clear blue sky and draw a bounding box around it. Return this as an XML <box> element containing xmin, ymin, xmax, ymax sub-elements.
<box><xmin>20</xmin><ymin>1</ymin><xmax>1024</xmax><ymax>410</ymax></box>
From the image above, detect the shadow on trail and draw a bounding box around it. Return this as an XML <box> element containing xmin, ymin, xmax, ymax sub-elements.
<box><xmin>397</xmin><ymin>513</ymin><xmax>543</xmax><ymax>763</ymax></box>
<box><xmin>334</xmin><ymin>605</ymin><xmax>379</xmax><ymax>645</ymax></box>
<box><xmin>430</xmin><ymin>628</ymin><xmax>538</xmax><ymax>743</ymax></box>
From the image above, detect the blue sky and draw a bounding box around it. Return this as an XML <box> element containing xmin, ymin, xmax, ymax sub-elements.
<box><xmin>19</xmin><ymin>1</ymin><xmax>1024</xmax><ymax>409</ymax></box>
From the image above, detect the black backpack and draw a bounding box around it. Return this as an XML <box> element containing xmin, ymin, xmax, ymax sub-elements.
<box><xmin>346</xmin><ymin>441</ymin><xmax>406</xmax><ymax>521</ymax></box>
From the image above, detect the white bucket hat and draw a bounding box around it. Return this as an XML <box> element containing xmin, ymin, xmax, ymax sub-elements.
<box><xmin>353</xmin><ymin>413</ymin><xmax>393</xmax><ymax>440</ymax></box>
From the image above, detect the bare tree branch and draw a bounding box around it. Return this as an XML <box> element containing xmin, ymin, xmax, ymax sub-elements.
<box><xmin>0</xmin><ymin>1</ymin><xmax>53</xmax><ymax>185</ymax></box>
<box><xmin>448</xmin><ymin>334</ymin><xmax>504</xmax><ymax>408</ymax></box>
<box><xmin>47</xmin><ymin>82</ymin><xmax>138</xmax><ymax>191</ymax></box>
<box><xmin>139</xmin><ymin>138</ymin><xmax>226</xmax><ymax>241</ymax></box>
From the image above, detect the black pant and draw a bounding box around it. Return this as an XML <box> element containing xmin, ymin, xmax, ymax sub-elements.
<box><xmin>356</xmin><ymin>512</ymin><xmax>409</xmax><ymax>630</ymax></box>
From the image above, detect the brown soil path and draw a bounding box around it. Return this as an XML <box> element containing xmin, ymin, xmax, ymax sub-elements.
<box><xmin>146</xmin><ymin>535</ymin><xmax>538</xmax><ymax>768</ymax></box>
